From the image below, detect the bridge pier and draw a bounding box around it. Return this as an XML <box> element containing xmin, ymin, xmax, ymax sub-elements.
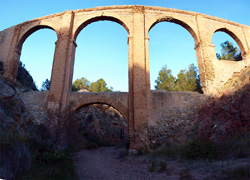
<box><xmin>128</xmin><ymin>6</ymin><xmax>151</xmax><ymax>150</ymax></box>
<box><xmin>47</xmin><ymin>11</ymin><xmax>75</xmax><ymax>114</ymax></box>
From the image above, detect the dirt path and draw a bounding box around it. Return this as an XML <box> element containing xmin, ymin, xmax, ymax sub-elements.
<box><xmin>73</xmin><ymin>147</ymin><xmax>168</xmax><ymax>180</ymax></box>
<box><xmin>73</xmin><ymin>147</ymin><xmax>250</xmax><ymax>180</ymax></box>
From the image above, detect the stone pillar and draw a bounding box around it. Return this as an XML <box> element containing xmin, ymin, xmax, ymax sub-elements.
<box><xmin>3</xmin><ymin>26</ymin><xmax>21</xmax><ymax>85</ymax></box>
<box><xmin>48</xmin><ymin>11</ymin><xmax>75</xmax><ymax>114</ymax></box>
<box><xmin>195</xmin><ymin>15</ymin><xmax>216</xmax><ymax>95</ymax></box>
<box><xmin>242</xmin><ymin>27</ymin><xmax>250</xmax><ymax>60</ymax></box>
<box><xmin>145</xmin><ymin>35</ymin><xmax>150</xmax><ymax>90</ymax></box>
<box><xmin>128</xmin><ymin>6</ymin><xmax>150</xmax><ymax>150</ymax></box>
<box><xmin>128</xmin><ymin>35</ymin><xmax>135</xmax><ymax>149</ymax></box>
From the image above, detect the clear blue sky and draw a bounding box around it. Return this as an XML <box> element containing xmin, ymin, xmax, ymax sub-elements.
<box><xmin>1</xmin><ymin>0</ymin><xmax>249</xmax><ymax>91</ymax></box>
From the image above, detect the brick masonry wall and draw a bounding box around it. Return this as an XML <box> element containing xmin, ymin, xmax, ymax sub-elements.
<box><xmin>148</xmin><ymin>91</ymin><xmax>208</xmax><ymax>148</ymax></box>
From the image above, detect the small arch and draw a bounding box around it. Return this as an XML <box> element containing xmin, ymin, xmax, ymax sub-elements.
<box><xmin>74</xmin><ymin>16</ymin><xmax>130</xmax><ymax>41</ymax></box>
<box><xmin>70</xmin><ymin>102</ymin><xmax>129</xmax><ymax>148</ymax></box>
<box><xmin>74</xmin><ymin>102</ymin><xmax>128</xmax><ymax>123</ymax></box>
<box><xmin>71</xmin><ymin>98</ymin><xmax>128</xmax><ymax>122</ymax></box>
<box><xmin>213</xmin><ymin>28</ymin><xmax>246</xmax><ymax>59</ymax></box>
<box><xmin>148</xmin><ymin>17</ymin><xmax>199</xmax><ymax>46</ymax></box>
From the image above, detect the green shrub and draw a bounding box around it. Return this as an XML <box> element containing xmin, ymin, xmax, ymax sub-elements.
<box><xmin>14</xmin><ymin>124</ymin><xmax>78</xmax><ymax>180</ymax></box>
<box><xmin>148</xmin><ymin>161</ymin><xmax>155</xmax><ymax>172</ymax></box>
<box><xmin>85</xmin><ymin>142</ymin><xmax>99</xmax><ymax>150</ymax></box>
<box><xmin>0</xmin><ymin>61</ymin><xmax>3</xmax><ymax>74</ymax></box>
<box><xmin>179</xmin><ymin>168</ymin><xmax>193</xmax><ymax>180</ymax></box>
<box><xmin>158</xmin><ymin>161</ymin><xmax>167</xmax><ymax>172</ymax></box>
<box><xmin>181</xmin><ymin>137</ymin><xmax>216</xmax><ymax>160</ymax></box>
<box><xmin>221</xmin><ymin>166</ymin><xmax>250</xmax><ymax>180</ymax></box>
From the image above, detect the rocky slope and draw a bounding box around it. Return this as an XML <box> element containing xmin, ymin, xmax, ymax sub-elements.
<box><xmin>0</xmin><ymin>77</ymin><xmax>33</xmax><ymax>179</ymax></box>
<box><xmin>195</xmin><ymin>66</ymin><xmax>250</xmax><ymax>143</ymax></box>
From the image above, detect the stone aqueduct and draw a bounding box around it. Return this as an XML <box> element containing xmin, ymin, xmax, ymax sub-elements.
<box><xmin>1</xmin><ymin>6</ymin><xmax>250</xmax><ymax>149</ymax></box>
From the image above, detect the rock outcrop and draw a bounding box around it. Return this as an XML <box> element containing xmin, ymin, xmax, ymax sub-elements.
<box><xmin>195</xmin><ymin>66</ymin><xmax>250</xmax><ymax>142</ymax></box>
<box><xmin>0</xmin><ymin>78</ymin><xmax>33</xmax><ymax>179</ymax></box>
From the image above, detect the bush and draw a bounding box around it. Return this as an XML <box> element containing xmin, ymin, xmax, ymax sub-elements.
<box><xmin>148</xmin><ymin>161</ymin><xmax>155</xmax><ymax>172</ymax></box>
<box><xmin>221</xmin><ymin>166</ymin><xmax>250</xmax><ymax>180</ymax></box>
<box><xmin>151</xmin><ymin>137</ymin><xmax>216</xmax><ymax>161</ymax></box>
<box><xmin>0</xmin><ymin>61</ymin><xmax>3</xmax><ymax>74</ymax></box>
<box><xmin>85</xmin><ymin>142</ymin><xmax>99</xmax><ymax>150</ymax></box>
<box><xmin>158</xmin><ymin>161</ymin><xmax>167</xmax><ymax>172</ymax></box>
<box><xmin>0</xmin><ymin>124</ymin><xmax>78</xmax><ymax>180</ymax></box>
<box><xmin>181</xmin><ymin>137</ymin><xmax>216</xmax><ymax>160</ymax></box>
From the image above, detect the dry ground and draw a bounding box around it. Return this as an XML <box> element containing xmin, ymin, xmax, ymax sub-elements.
<box><xmin>73</xmin><ymin>147</ymin><xmax>250</xmax><ymax>180</ymax></box>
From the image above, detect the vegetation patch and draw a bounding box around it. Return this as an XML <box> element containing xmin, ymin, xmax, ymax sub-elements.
<box><xmin>220</xmin><ymin>166</ymin><xmax>250</xmax><ymax>180</ymax></box>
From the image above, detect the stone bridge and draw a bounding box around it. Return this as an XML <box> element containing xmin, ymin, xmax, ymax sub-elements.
<box><xmin>1</xmin><ymin>5</ymin><xmax>250</xmax><ymax>149</ymax></box>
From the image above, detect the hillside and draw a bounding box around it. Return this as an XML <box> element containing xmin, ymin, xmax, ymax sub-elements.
<box><xmin>196</xmin><ymin>66</ymin><xmax>250</xmax><ymax>142</ymax></box>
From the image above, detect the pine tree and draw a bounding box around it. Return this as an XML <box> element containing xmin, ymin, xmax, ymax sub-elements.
<box><xmin>155</xmin><ymin>65</ymin><xmax>176</xmax><ymax>91</ymax></box>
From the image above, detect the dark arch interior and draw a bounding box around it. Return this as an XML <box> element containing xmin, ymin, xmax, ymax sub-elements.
<box><xmin>69</xmin><ymin>103</ymin><xmax>129</xmax><ymax>150</ymax></box>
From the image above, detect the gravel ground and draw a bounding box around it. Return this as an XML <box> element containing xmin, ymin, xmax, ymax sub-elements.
<box><xmin>73</xmin><ymin>147</ymin><xmax>250</xmax><ymax>180</ymax></box>
<box><xmin>73</xmin><ymin>147</ymin><xmax>168</xmax><ymax>180</ymax></box>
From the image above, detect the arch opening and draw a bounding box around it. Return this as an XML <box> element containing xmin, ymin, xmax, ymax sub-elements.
<box><xmin>72</xmin><ymin>18</ymin><xmax>129</xmax><ymax>92</ymax></box>
<box><xmin>149</xmin><ymin>18</ymin><xmax>198</xmax><ymax>45</ymax></box>
<box><xmin>148</xmin><ymin>21</ymin><xmax>202</xmax><ymax>93</ymax></box>
<box><xmin>68</xmin><ymin>103</ymin><xmax>129</xmax><ymax>150</ymax></box>
<box><xmin>17</xmin><ymin>25</ymin><xmax>57</xmax><ymax>90</ymax></box>
<box><xmin>74</xmin><ymin>16</ymin><xmax>130</xmax><ymax>41</ymax></box>
<box><xmin>213</xmin><ymin>28</ymin><xmax>244</xmax><ymax>61</ymax></box>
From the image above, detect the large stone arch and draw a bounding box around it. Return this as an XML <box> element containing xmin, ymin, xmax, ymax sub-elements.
<box><xmin>70</xmin><ymin>15</ymin><xmax>130</xmax><ymax>94</ymax></box>
<box><xmin>146</xmin><ymin>15</ymin><xmax>200</xmax><ymax>91</ymax></box>
<box><xmin>16</xmin><ymin>25</ymin><xmax>58</xmax><ymax>51</ymax></box>
<box><xmin>73</xmin><ymin>15</ymin><xmax>130</xmax><ymax>41</ymax></box>
<box><xmin>3</xmin><ymin>24</ymin><xmax>58</xmax><ymax>84</ymax></box>
<box><xmin>148</xmin><ymin>17</ymin><xmax>199</xmax><ymax>46</ymax></box>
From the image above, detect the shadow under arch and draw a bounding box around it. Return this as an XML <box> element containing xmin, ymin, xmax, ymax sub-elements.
<box><xmin>74</xmin><ymin>102</ymin><xmax>128</xmax><ymax>124</ymax></box>
<box><xmin>16</xmin><ymin>25</ymin><xmax>57</xmax><ymax>51</ymax></box>
<box><xmin>70</xmin><ymin>96</ymin><xmax>129</xmax><ymax>123</ymax></box>
<box><xmin>213</xmin><ymin>28</ymin><xmax>246</xmax><ymax>59</ymax></box>
<box><xmin>69</xmin><ymin>101</ymin><xmax>129</xmax><ymax>148</ymax></box>
<box><xmin>74</xmin><ymin>16</ymin><xmax>130</xmax><ymax>41</ymax></box>
<box><xmin>148</xmin><ymin>17</ymin><xmax>199</xmax><ymax>46</ymax></box>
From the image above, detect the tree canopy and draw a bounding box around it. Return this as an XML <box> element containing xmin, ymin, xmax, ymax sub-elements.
<box><xmin>155</xmin><ymin>65</ymin><xmax>176</xmax><ymax>91</ymax></box>
<box><xmin>41</xmin><ymin>79</ymin><xmax>50</xmax><ymax>91</ymax></box>
<box><xmin>90</xmin><ymin>78</ymin><xmax>113</xmax><ymax>92</ymax></box>
<box><xmin>72</xmin><ymin>77</ymin><xmax>113</xmax><ymax>92</ymax></box>
<box><xmin>72</xmin><ymin>77</ymin><xmax>90</xmax><ymax>91</ymax></box>
<box><xmin>155</xmin><ymin>64</ymin><xmax>202</xmax><ymax>93</ymax></box>
<box><xmin>216</xmin><ymin>41</ymin><xmax>242</xmax><ymax>61</ymax></box>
